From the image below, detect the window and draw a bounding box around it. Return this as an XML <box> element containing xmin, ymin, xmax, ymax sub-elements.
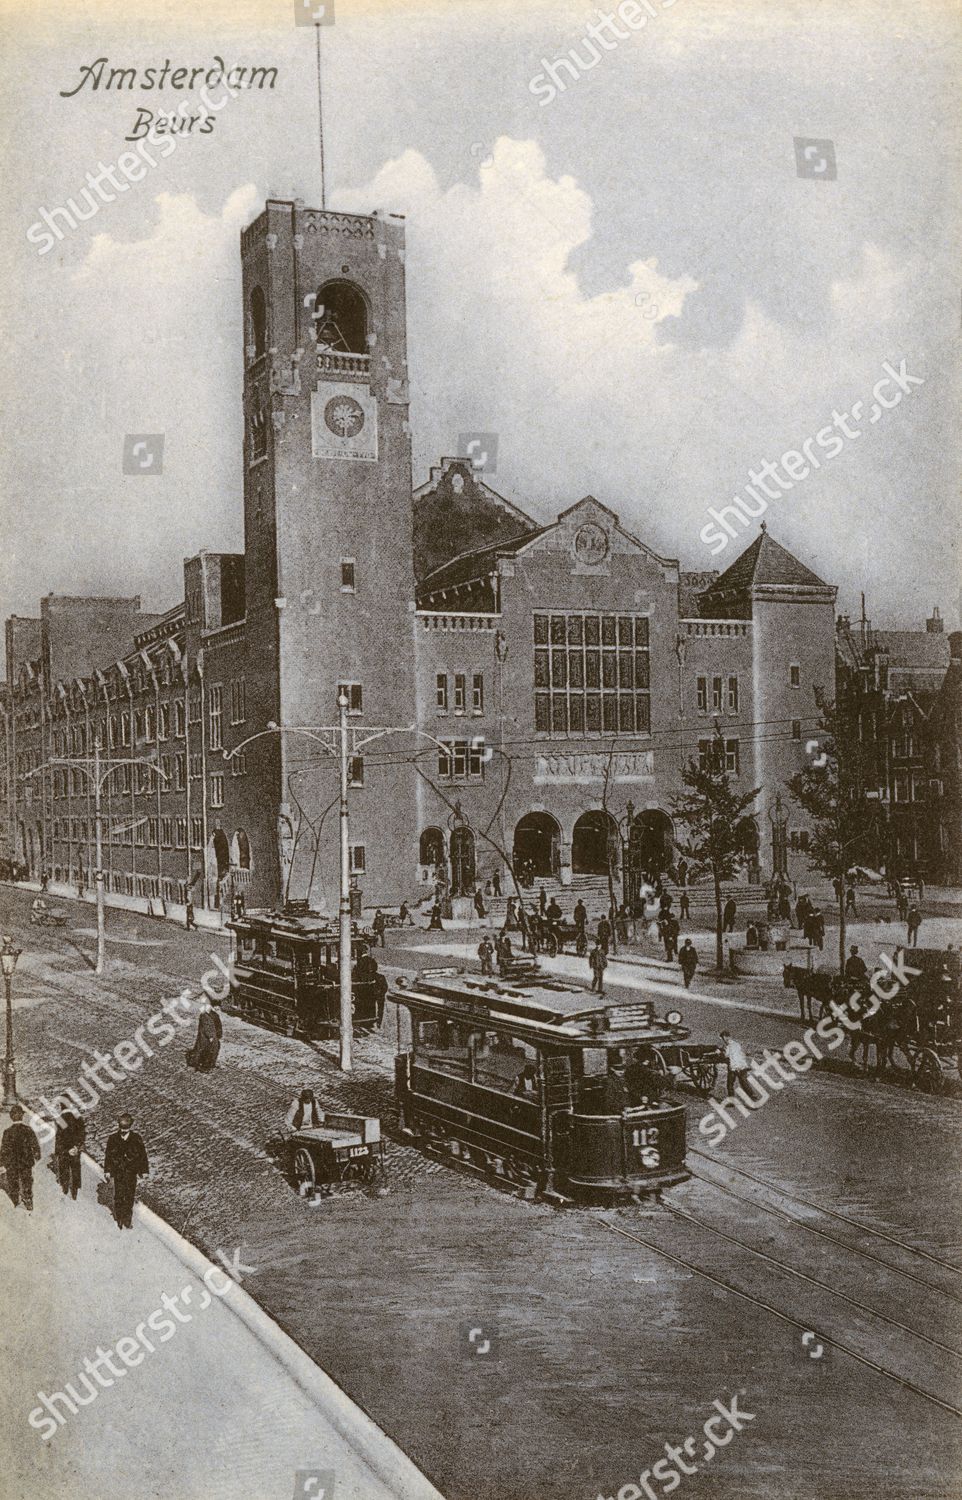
<box><xmin>727</xmin><ymin>675</ymin><xmax>739</xmax><ymax>712</ymax></box>
<box><xmin>472</xmin><ymin>673</ymin><xmax>484</xmax><ymax>714</ymax></box>
<box><xmin>349</xmin><ymin>844</ymin><xmax>366</xmax><ymax>875</ymax></box>
<box><xmin>340</xmin><ymin>559</ymin><xmax>356</xmax><ymax>592</ymax></box>
<box><xmin>120</xmin><ymin>711</ymin><xmax>130</xmax><ymax>746</ymax></box>
<box><xmin>159</xmin><ymin>703</ymin><xmax>170</xmax><ymax>739</ymax></box>
<box><xmin>134</xmin><ymin>710</ymin><xmax>144</xmax><ymax>741</ymax></box>
<box><xmin>189</xmin><ymin>692</ymin><xmax>201</xmax><ymax>725</ymax></box>
<box><xmin>696</xmin><ymin>676</ymin><xmax>707</xmax><ymax>712</ymax></box>
<box><xmin>229</xmin><ymin>678</ymin><xmax>246</xmax><ymax>725</ymax></box>
<box><xmin>175</xmin><ymin>754</ymin><xmax>186</xmax><ymax>791</ymax></box>
<box><xmin>148</xmin><ymin>817</ymin><xmax>158</xmax><ymax>846</ymax></box>
<box><xmin>208</xmin><ymin>685</ymin><xmax>223</xmax><ymax>751</ymax></box>
<box><xmin>790</xmin><ymin>664</ymin><xmax>801</xmax><ymax>688</ymax></box>
<box><xmin>249</xmin><ymin>285</ymin><xmax>267</xmax><ymax>360</ymax></box>
<box><xmin>175</xmin><ymin>700</ymin><xmax>186</xmax><ymax>738</ymax></box>
<box><xmin>190</xmin><ymin>816</ymin><xmax>203</xmax><ymax>848</ymax></box>
<box><xmin>698</xmin><ymin>739</ymin><xmax>715</xmax><ymax>773</ymax></box>
<box><xmin>712</xmin><ymin>676</ymin><xmax>723</xmax><ymax>713</ymax></box>
<box><xmin>725</xmin><ymin>738</ymin><xmax>740</xmax><ymax>774</ymax></box>
<box><xmin>145</xmin><ymin>704</ymin><xmax>155</xmax><ymax>740</ymax></box>
<box><xmin>314</xmin><ymin>280</ymin><xmax>368</xmax><ymax>355</ymax></box>
<box><xmin>894</xmin><ymin>772</ymin><xmax>910</xmax><ymax>803</ymax></box>
<box><xmin>436</xmin><ymin>673</ymin><xmax>448</xmax><ymax>713</ymax></box>
<box><xmin>175</xmin><ymin>817</ymin><xmax>187</xmax><ymax>849</ymax></box>
<box><xmin>533</xmin><ymin>612</ymin><xmax>651</xmax><ymax>737</ymax></box>
<box><xmin>230</xmin><ymin>751</ymin><xmax>247</xmax><ymax>777</ymax></box>
<box><xmin>437</xmin><ymin>739</ymin><xmax>486</xmax><ymax>782</ymax></box>
<box><xmin>161</xmin><ymin>817</ymin><xmax>173</xmax><ymax>848</ymax></box>
<box><xmin>349</xmin><ymin>756</ymin><xmax>364</xmax><ymax>787</ymax></box>
<box><xmin>337</xmin><ymin>682</ymin><xmax>363</xmax><ymax>715</ymax></box>
<box><xmin>249</xmin><ymin>403</ymin><xmax>268</xmax><ymax>462</ymax></box>
<box><xmin>210</xmin><ymin>774</ymin><xmax>224</xmax><ymax>808</ymax></box>
<box><xmin>120</xmin><ymin>764</ymin><xmax>131</xmax><ymax>793</ymax></box>
<box><xmin>190</xmin><ymin>753</ymin><xmax>202</xmax><ymax>780</ymax></box>
<box><xmin>453</xmin><ymin>674</ymin><xmax>466</xmax><ymax>713</ymax></box>
<box><xmin>136</xmin><ymin>764</ymin><xmax>150</xmax><ymax>795</ymax></box>
<box><xmin>161</xmin><ymin>755</ymin><xmax>172</xmax><ymax>792</ymax></box>
<box><xmin>791</xmin><ymin>720</ymin><xmax>801</xmax><ymax>741</ymax></box>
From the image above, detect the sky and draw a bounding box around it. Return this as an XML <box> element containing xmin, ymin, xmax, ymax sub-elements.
<box><xmin>0</xmin><ymin>0</ymin><xmax>959</xmax><ymax>632</ymax></box>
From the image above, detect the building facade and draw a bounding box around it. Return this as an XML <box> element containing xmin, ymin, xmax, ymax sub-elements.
<box><xmin>3</xmin><ymin>196</ymin><xmax>846</xmax><ymax>913</ymax></box>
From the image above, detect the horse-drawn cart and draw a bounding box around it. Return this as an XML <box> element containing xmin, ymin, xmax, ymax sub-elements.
<box><xmin>631</xmin><ymin>1037</ymin><xmax>724</xmax><ymax>1097</ymax></box>
<box><xmin>288</xmin><ymin>1110</ymin><xmax>385</xmax><ymax>1196</ymax></box>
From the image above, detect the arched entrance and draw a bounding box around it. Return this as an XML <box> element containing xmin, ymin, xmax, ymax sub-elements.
<box><xmin>572</xmin><ymin>811</ymin><xmax>618</xmax><ymax>875</ymax></box>
<box><xmin>513</xmin><ymin>812</ymin><xmax>561</xmax><ymax>884</ymax></box>
<box><xmin>629</xmin><ymin>810</ymin><xmax>674</xmax><ymax>877</ymax></box>
<box><xmin>450</xmin><ymin>826</ymin><xmax>476</xmax><ymax>896</ymax></box>
<box><xmin>419</xmin><ymin>827</ymin><xmax>445</xmax><ymax>869</ymax></box>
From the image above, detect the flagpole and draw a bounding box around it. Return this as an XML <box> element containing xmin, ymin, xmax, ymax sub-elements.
<box><xmin>315</xmin><ymin>20</ymin><xmax>326</xmax><ymax>209</ymax></box>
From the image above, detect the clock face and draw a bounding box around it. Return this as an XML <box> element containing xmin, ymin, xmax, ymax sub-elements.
<box><xmin>324</xmin><ymin>394</ymin><xmax>365</xmax><ymax>439</ymax></box>
<box><xmin>573</xmin><ymin>522</ymin><xmax>609</xmax><ymax>564</ymax></box>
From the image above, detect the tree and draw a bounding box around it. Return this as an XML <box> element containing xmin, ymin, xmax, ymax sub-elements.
<box><xmin>787</xmin><ymin>704</ymin><xmax>879</xmax><ymax>975</ymax></box>
<box><xmin>670</xmin><ymin>730</ymin><xmax>761</xmax><ymax>971</ymax></box>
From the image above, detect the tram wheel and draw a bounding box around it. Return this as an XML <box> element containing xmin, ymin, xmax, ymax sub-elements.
<box><xmin>293</xmin><ymin>1147</ymin><xmax>316</xmax><ymax>1197</ymax></box>
<box><xmin>915</xmin><ymin>1048</ymin><xmax>944</xmax><ymax>1094</ymax></box>
<box><xmin>690</xmin><ymin>1061</ymin><xmax>718</xmax><ymax>1098</ymax></box>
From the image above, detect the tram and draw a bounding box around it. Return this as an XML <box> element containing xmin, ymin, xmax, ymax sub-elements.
<box><xmin>391</xmin><ymin>966</ymin><xmax>690</xmax><ymax>1200</ymax></box>
<box><xmin>225</xmin><ymin>904</ymin><xmax>387</xmax><ymax>1039</ymax></box>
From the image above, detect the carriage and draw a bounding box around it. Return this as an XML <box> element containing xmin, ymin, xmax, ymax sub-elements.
<box><xmin>391</xmin><ymin>966</ymin><xmax>691</xmax><ymax>1200</ymax></box>
<box><xmin>30</xmin><ymin>901</ymin><xmax>67</xmax><ymax>928</ymax></box>
<box><xmin>225</xmin><ymin>906</ymin><xmax>387</xmax><ymax>1040</ymax></box>
<box><xmin>539</xmin><ymin>918</ymin><xmax>588</xmax><ymax>958</ymax></box>
<box><xmin>629</xmin><ymin>1037</ymin><xmax>725</xmax><ymax>1097</ymax></box>
<box><xmin>288</xmin><ymin>1109</ymin><xmax>385</xmax><ymax>1196</ymax></box>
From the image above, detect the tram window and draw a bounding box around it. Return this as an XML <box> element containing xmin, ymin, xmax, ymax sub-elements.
<box><xmin>471</xmin><ymin>1030</ymin><xmax>531</xmax><ymax>1092</ymax></box>
<box><xmin>413</xmin><ymin>1018</ymin><xmax>472</xmax><ymax>1078</ymax></box>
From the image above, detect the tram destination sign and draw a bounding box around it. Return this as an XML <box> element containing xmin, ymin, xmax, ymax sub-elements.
<box><xmin>534</xmin><ymin>750</ymin><xmax>654</xmax><ymax>784</ymax></box>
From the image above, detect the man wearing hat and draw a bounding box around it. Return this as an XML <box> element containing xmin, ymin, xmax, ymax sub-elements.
<box><xmin>1</xmin><ymin>1104</ymin><xmax>42</xmax><ymax>1212</ymax></box>
<box><xmin>103</xmin><ymin>1113</ymin><xmax>149</xmax><ymax>1230</ymax></box>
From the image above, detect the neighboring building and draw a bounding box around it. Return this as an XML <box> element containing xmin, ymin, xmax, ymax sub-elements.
<box><xmin>2</xmin><ymin>196</ymin><xmax>842</xmax><ymax>912</ymax></box>
<box><xmin>836</xmin><ymin>607</ymin><xmax>962</xmax><ymax>881</ymax></box>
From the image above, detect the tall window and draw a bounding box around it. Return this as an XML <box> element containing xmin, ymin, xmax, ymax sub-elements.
<box><xmin>349</xmin><ymin>844</ymin><xmax>366</xmax><ymax>875</ymax></box>
<box><xmin>208</xmin><ymin>685</ymin><xmax>223</xmax><ymax>751</ymax></box>
<box><xmin>314</xmin><ymin>280</ymin><xmax>368</xmax><ymax>354</ymax></box>
<box><xmin>696</xmin><ymin>676</ymin><xmax>707</xmax><ymax>712</ymax></box>
<box><xmin>790</xmin><ymin>663</ymin><xmax>801</xmax><ymax>688</ymax></box>
<box><xmin>175</xmin><ymin>700</ymin><xmax>186</xmax><ymax>738</ymax></box>
<box><xmin>534</xmin><ymin>612</ymin><xmax>650</xmax><ymax>736</ymax></box>
<box><xmin>249</xmin><ymin>285</ymin><xmax>267</xmax><ymax>360</ymax></box>
<box><xmin>436</xmin><ymin>674</ymin><xmax>448</xmax><ymax>713</ymax></box>
<box><xmin>340</xmin><ymin>559</ymin><xmax>356</xmax><ymax>592</ymax></box>
<box><xmin>210</xmin><ymin>774</ymin><xmax>224</xmax><ymax>808</ymax></box>
<box><xmin>230</xmin><ymin>678</ymin><xmax>247</xmax><ymax>725</ymax></box>
<box><xmin>712</xmin><ymin>676</ymin><xmax>723</xmax><ymax>713</ymax></box>
<box><xmin>472</xmin><ymin>674</ymin><xmax>484</xmax><ymax>714</ymax></box>
<box><xmin>453</xmin><ymin>674</ymin><xmax>466</xmax><ymax>713</ymax></box>
<box><xmin>727</xmin><ymin>675</ymin><xmax>739</xmax><ymax>712</ymax></box>
<box><xmin>160</xmin><ymin>702</ymin><xmax>170</xmax><ymax>738</ymax></box>
<box><xmin>349</xmin><ymin>756</ymin><xmax>364</xmax><ymax>787</ymax></box>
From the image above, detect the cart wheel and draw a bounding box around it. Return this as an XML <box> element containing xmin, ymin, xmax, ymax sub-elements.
<box><xmin>690</xmin><ymin>1061</ymin><xmax>718</xmax><ymax>1098</ymax></box>
<box><xmin>915</xmin><ymin>1048</ymin><xmax>944</xmax><ymax>1095</ymax></box>
<box><xmin>545</xmin><ymin>933</ymin><xmax>559</xmax><ymax>958</ymax></box>
<box><xmin>808</xmin><ymin>996</ymin><xmax>829</xmax><ymax>1024</ymax></box>
<box><xmin>293</xmin><ymin>1147</ymin><xmax>316</xmax><ymax>1197</ymax></box>
<box><xmin>576</xmin><ymin>932</ymin><xmax>587</xmax><ymax>957</ymax></box>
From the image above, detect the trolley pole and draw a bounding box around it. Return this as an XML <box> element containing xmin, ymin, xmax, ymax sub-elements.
<box><xmin>337</xmin><ymin>690</ymin><xmax>353</xmax><ymax>1073</ymax></box>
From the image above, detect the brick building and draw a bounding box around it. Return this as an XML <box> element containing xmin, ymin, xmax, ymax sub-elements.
<box><xmin>2</xmin><ymin>196</ymin><xmax>843</xmax><ymax>914</ymax></box>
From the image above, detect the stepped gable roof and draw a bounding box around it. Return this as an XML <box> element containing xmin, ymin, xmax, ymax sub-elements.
<box><xmin>705</xmin><ymin>528</ymin><xmax>829</xmax><ymax>595</ymax></box>
<box><xmin>417</xmin><ymin>527</ymin><xmax>543</xmax><ymax>599</ymax></box>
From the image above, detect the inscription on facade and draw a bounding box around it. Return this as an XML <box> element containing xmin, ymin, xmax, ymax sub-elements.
<box><xmin>534</xmin><ymin>751</ymin><xmax>654</xmax><ymax>783</ymax></box>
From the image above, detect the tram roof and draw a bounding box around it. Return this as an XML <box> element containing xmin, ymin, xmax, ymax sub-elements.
<box><xmin>227</xmin><ymin>911</ymin><xmax>371</xmax><ymax>942</ymax></box>
<box><xmin>392</xmin><ymin>967</ymin><xmax>688</xmax><ymax>1045</ymax></box>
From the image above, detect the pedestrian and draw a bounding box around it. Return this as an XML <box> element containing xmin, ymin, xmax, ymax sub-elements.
<box><xmin>720</xmin><ymin>1032</ymin><xmax>752</xmax><ymax>1098</ymax></box>
<box><xmin>427</xmin><ymin>901</ymin><xmax>444</xmax><ymax>931</ymax></box>
<box><xmin>54</xmin><ymin>1101</ymin><xmax>85</xmax><ymax>1200</ymax></box>
<box><xmin>103</xmin><ymin>1113</ymin><xmax>149</xmax><ymax>1230</ymax></box>
<box><xmin>907</xmin><ymin>904</ymin><xmax>921</xmax><ymax>946</ymax></box>
<box><xmin>2</xmin><ymin>1104</ymin><xmax>41</xmax><ymax>1213</ymax></box>
<box><xmin>588</xmin><ymin>939</ymin><xmax>608</xmax><ymax>995</ymax></box>
<box><xmin>478</xmin><ymin>935</ymin><xmax>495</xmax><ymax>975</ymax></box>
<box><xmin>722</xmin><ymin>896</ymin><xmax>737</xmax><ymax>933</ymax></box>
<box><xmin>677</xmin><ymin>858</ymin><xmax>689</xmax><ymax>888</ymax></box>
<box><xmin>398</xmin><ymin>900</ymin><xmax>414</xmax><ymax>926</ymax></box>
<box><xmin>679</xmin><ymin>939</ymin><xmax>698</xmax><ymax>988</ymax></box>
<box><xmin>663</xmin><ymin>912</ymin><xmax>679</xmax><ymax>962</ymax></box>
<box><xmin>845</xmin><ymin>881</ymin><xmax>857</xmax><ymax>916</ymax></box>
<box><xmin>596</xmin><ymin>914</ymin><xmax>612</xmax><ymax>954</ymax></box>
<box><xmin>795</xmin><ymin>892</ymin><xmax>810</xmax><ymax>930</ymax></box>
<box><xmin>285</xmin><ymin>1087</ymin><xmax>324</xmax><ymax>1133</ymax></box>
<box><xmin>492</xmin><ymin>869</ymin><xmax>501</xmax><ymax>898</ymax></box>
<box><xmin>573</xmin><ymin>898</ymin><xmax>587</xmax><ymax>936</ymax></box>
<box><xmin>679</xmin><ymin>889</ymin><xmax>690</xmax><ymax>921</ymax></box>
<box><xmin>473</xmin><ymin>889</ymin><xmax>486</xmax><ymax>923</ymax></box>
<box><xmin>372</xmin><ymin>908</ymin><xmax>387</xmax><ymax>946</ymax></box>
<box><xmin>187</xmin><ymin>997</ymin><xmax>222</xmax><ymax>1073</ymax></box>
<box><xmin>185</xmin><ymin>892</ymin><xmax>196</xmax><ymax>931</ymax></box>
<box><xmin>40</xmin><ymin>869</ymin><xmax>49</xmax><ymax>893</ymax></box>
<box><xmin>539</xmin><ymin>884</ymin><xmax>547</xmax><ymax>917</ymax></box>
<box><xmin>844</xmin><ymin>945</ymin><xmax>868</xmax><ymax>984</ymax></box>
<box><xmin>896</xmin><ymin>888</ymin><xmax>908</xmax><ymax>923</ymax></box>
<box><xmin>496</xmin><ymin>932</ymin><xmax>513</xmax><ymax>974</ymax></box>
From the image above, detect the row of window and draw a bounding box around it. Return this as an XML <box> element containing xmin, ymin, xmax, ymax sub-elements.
<box><xmin>698</xmin><ymin>738</ymin><xmax>741</xmax><ymax>774</ymax></box>
<box><xmin>534</xmin><ymin>611</ymin><xmax>652</xmax><ymax>738</ymax></box>
<box><xmin>436</xmin><ymin>673</ymin><xmax>484</xmax><ymax>715</ymax></box>
<box><xmin>437</xmin><ymin>739</ymin><xmax>487</xmax><ymax>783</ymax></box>
<box><xmin>696</xmin><ymin>676</ymin><xmax>739</xmax><ymax>714</ymax></box>
<box><xmin>51</xmin><ymin>815</ymin><xmax>204</xmax><ymax>850</ymax></box>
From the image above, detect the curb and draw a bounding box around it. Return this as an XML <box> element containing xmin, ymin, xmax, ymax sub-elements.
<box><xmin>22</xmin><ymin>1107</ymin><xmax>445</xmax><ymax>1500</ymax></box>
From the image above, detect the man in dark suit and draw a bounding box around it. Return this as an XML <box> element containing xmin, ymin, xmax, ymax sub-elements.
<box><xmin>54</xmin><ymin>1102</ymin><xmax>86</xmax><ymax>1200</ymax></box>
<box><xmin>103</xmin><ymin>1113</ymin><xmax>149</xmax><ymax>1230</ymax></box>
<box><xmin>2</xmin><ymin>1105</ymin><xmax>41</xmax><ymax>1212</ymax></box>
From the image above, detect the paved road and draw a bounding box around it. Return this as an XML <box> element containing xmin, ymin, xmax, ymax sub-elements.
<box><xmin>3</xmin><ymin>885</ymin><xmax>962</xmax><ymax>1500</ymax></box>
<box><xmin>0</xmin><ymin>1117</ymin><xmax>431</xmax><ymax>1500</ymax></box>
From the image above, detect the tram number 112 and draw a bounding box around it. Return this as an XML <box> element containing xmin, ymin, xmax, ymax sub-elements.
<box><xmin>631</xmin><ymin>1124</ymin><xmax>660</xmax><ymax>1168</ymax></box>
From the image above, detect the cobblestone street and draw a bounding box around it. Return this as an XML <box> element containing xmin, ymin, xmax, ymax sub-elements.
<box><xmin>4</xmin><ymin>887</ymin><xmax>962</xmax><ymax>1500</ymax></box>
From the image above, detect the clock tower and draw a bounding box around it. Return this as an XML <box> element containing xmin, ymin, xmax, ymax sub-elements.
<box><xmin>240</xmin><ymin>198</ymin><xmax>418</xmax><ymax>909</ymax></box>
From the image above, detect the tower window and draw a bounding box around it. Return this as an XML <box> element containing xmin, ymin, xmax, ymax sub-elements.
<box><xmin>340</xmin><ymin>559</ymin><xmax>356</xmax><ymax>592</ymax></box>
<box><xmin>249</xmin><ymin>285</ymin><xmax>267</xmax><ymax>362</ymax></box>
<box><xmin>314</xmin><ymin>280</ymin><xmax>368</xmax><ymax>355</ymax></box>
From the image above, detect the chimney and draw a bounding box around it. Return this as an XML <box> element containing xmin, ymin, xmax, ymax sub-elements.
<box><xmin>926</xmin><ymin>606</ymin><xmax>943</xmax><ymax>634</ymax></box>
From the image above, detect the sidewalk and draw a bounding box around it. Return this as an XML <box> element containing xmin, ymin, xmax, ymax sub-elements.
<box><xmin>10</xmin><ymin>877</ymin><xmax>228</xmax><ymax>933</ymax></box>
<box><xmin>0</xmin><ymin>1120</ymin><xmax>444</xmax><ymax>1500</ymax></box>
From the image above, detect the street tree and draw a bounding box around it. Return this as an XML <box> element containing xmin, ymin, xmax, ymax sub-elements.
<box><xmin>787</xmin><ymin>704</ymin><xmax>879</xmax><ymax>975</ymax></box>
<box><xmin>670</xmin><ymin>730</ymin><xmax>761</xmax><ymax>971</ymax></box>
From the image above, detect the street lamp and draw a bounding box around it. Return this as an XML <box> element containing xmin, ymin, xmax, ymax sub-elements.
<box><xmin>1</xmin><ymin>935</ymin><xmax>22</xmax><ymax>1108</ymax></box>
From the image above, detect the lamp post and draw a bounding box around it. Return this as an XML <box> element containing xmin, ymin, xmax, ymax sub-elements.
<box><xmin>2</xmin><ymin>935</ymin><xmax>22</xmax><ymax>1108</ymax></box>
